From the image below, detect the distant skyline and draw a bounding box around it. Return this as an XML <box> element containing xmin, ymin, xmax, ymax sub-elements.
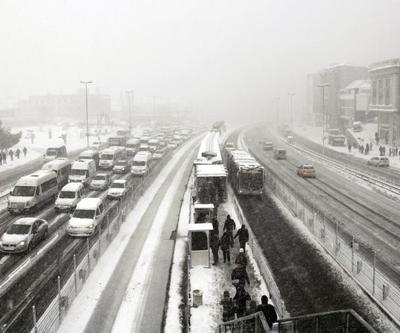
<box><xmin>0</xmin><ymin>0</ymin><xmax>399</xmax><ymax>122</ymax></box>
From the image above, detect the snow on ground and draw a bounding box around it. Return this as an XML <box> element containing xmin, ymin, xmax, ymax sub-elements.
<box><xmin>292</xmin><ymin>123</ymin><xmax>400</xmax><ymax>171</ymax></box>
<box><xmin>57</xmin><ymin>137</ymin><xmax>196</xmax><ymax>333</ymax></box>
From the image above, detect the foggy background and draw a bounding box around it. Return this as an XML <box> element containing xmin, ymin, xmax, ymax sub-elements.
<box><xmin>0</xmin><ymin>0</ymin><xmax>399</xmax><ymax>122</ymax></box>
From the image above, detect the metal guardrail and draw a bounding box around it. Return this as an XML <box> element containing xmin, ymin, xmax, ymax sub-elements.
<box><xmin>217</xmin><ymin>311</ymin><xmax>270</xmax><ymax>333</ymax></box>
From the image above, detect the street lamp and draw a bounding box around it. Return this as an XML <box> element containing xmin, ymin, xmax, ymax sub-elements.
<box><xmin>275</xmin><ymin>97</ymin><xmax>280</xmax><ymax>126</ymax></box>
<box><xmin>80</xmin><ymin>81</ymin><xmax>93</xmax><ymax>147</ymax></box>
<box><xmin>317</xmin><ymin>83</ymin><xmax>329</xmax><ymax>154</ymax></box>
<box><xmin>288</xmin><ymin>92</ymin><xmax>295</xmax><ymax>127</ymax></box>
<box><xmin>126</xmin><ymin>90</ymin><xmax>134</xmax><ymax>135</ymax></box>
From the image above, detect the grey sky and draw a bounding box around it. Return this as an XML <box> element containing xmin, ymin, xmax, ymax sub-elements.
<box><xmin>0</xmin><ymin>0</ymin><xmax>399</xmax><ymax>120</ymax></box>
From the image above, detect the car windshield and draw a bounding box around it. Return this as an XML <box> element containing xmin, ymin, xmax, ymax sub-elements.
<box><xmin>12</xmin><ymin>186</ymin><xmax>36</xmax><ymax>197</ymax></box>
<box><xmin>133</xmin><ymin>161</ymin><xmax>146</xmax><ymax>166</ymax></box>
<box><xmin>7</xmin><ymin>224</ymin><xmax>31</xmax><ymax>235</ymax></box>
<box><xmin>70</xmin><ymin>169</ymin><xmax>87</xmax><ymax>176</ymax></box>
<box><xmin>111</xmin><ymin>183</ymin><xmax>125</xmax><ymax>189</ymax></box>
<box><xmin>304</xmin><ymin>166</ymin><xmax>314</xmax><ymax>170</ymax></box>
<box><xmin>59</xmin><ymin>191</ymin><xmax>76</xmax><ymax>199</ymax></box>
<box><xmin>93</xmin><ymin>175</ymin><xmax>106</xmax><ymax>181</ymax></box>
<box><xmin>46</xmin><ymin>148</ymin><xmax>58</xmax><ymax>156</ymax></box>
<box><xmin>116</xmin><ymin>161</ymin><xmax>127</xmax><ymax>166</ymax></box>
<box><xmin>73</xmin><ymin>209</ymin><xmax>95</xmax><ymax>219</ymax></box>
<box><xmin>101</xmin><ymin>154</ymin><xmax>114</xmax><ymax>160</ymax></box>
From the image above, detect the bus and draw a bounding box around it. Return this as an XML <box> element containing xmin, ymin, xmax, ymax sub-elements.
<box><xmin>126</xmin><ymin>138</ymin><xmax>140</xmax><ymax>156</ymax></box>
<box><xmin>107</xmin><ymin>136</ymin><xmax>127</xmax><ymax>147</ymax></box>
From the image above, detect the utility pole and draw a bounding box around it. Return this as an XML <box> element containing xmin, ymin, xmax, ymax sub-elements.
<box><xmin>126</xmin><ymin>90</ymin><xmax>134</xmax><ymax>135</ymax></box>
<box><xmin>288</xmin><ymin>92</ymin><xmax>295</xmax><ymax>127</ymax></box>
<box><xmin>80</xmin><ymin>81</ymin><xmax>93</xmax><ymax>147</ymax></box>
<box><xmin>275</xmin><ymin>97</ymin><xmax>280</xmax><ymax>126</ymax></box>
<box><xmin>317</xmin><ymin>84</ymin><xmax>329</xmax><ymax>154</ymax></box>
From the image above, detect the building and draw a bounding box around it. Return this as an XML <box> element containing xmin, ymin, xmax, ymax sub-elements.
<box><xmin>19</xmin><ymin>93</ymin><xmax>111</xmax><ymax>124</ymax></box>
<box><xmin>339</xmin><ymin>80</ymin><xmax>371</xmax><ymax>129</ymax></box>
<box><xmin>368</xmin><ymin>58</ymin><xmax>400</xmax><ymax>144</ymax></box>
<box><xmin>309</xmin><ymin>64</ymin><xmax>368</xmax><ymax>129</ymax></box>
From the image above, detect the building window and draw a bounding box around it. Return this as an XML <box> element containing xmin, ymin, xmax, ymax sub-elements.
<box><xmin>372</xmin><ymin>80</ymin><xmax>377</xmax><ymax>105</ymax></box>
<box><xmin>378</xmin><ymin>80</ymin><xmax>383</xmax><ymax>105</ymax></box>
<box><xmin>385</xmin><ymin>78</ymin><xmax>391</xmax><ymax>105</ymax></box>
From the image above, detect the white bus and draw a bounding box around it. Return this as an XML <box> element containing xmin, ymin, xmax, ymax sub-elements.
<box><xmin>99</xmin><ymin>147</ymin><xmax>126</xmax><ymax>170</ymax></box>
<box><xmin>8</xmin><ymin>170</ymin><xmax>59</xmax><ymax>214</ymax></box>
<box><xmin>126</xmin><ymin>138</ymin><xmax>140</xmax><ymax>156</ymax></box>
<box><xmin>41</xmin><ymin>158</ymin><xmax>72</xmax><ymax>189</ymax></box>
<box><xmin>131</xmin><ymin>151</ymin><xmax>152</xmax><ymax>176</ymax></box>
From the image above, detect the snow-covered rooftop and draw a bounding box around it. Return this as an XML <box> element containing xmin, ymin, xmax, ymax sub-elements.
<box><xmin>196</xmin><ymin>164</ymin><xmax>227</xmax><ymax>178</ymax></box>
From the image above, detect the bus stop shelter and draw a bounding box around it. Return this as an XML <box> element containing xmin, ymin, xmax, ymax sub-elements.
<box><xmin>188</xmin><ymin>223</ymin><xmax>213</xmax><ymax>268</ymax></box>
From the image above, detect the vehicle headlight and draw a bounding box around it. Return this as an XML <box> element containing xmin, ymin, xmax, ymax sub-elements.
<box><xmin>18</xmin><ymin>240</ymin><xmax>26</xmax><ymax>246</ymax></box>
<box><xmin>89</xmin><ymin>224</ymin><xmax>95</xmax><ymax>229</ymax></box>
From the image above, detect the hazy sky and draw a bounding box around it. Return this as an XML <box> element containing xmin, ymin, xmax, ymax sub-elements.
<box><xmin>0</xmin><ymin>0</ymin><xmax>399</xmax><ymax>120</ymax></box>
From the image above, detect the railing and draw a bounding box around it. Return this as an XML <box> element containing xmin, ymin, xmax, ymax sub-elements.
<box><xmin>217</xmin><ymin>312</ymin><xmax>271</xmax><ymax>333</ymax></box>
<box><xmin>277</xmin><ymin>309</ymin><xmax>376</xmax><ymax>333</ymax></box>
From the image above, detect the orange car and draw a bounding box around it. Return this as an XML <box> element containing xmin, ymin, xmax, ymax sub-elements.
<box><xmin>297</xmin><ymin>164</ymin><xmax>316</xmax><ymax>178</ymax></box>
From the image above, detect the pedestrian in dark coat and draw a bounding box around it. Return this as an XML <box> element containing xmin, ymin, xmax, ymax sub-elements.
<box><xmin>234</xmin><ymin>225</ymin><xmax>249</xmax><ymax>249</ymax></box>
<box><xmin>231</xmin><ymin>264</ymin><xmax>250</xmax><ymax>289</ymax></box>
<box><xmin>15</xmin><ymin>148</ymin><xmax>21</xmax><ymax>159</ymax></box>
<box><xmin>23</xmin><ymin>147</ymin><xmax>27</xmax><ymax>157</ymax></box>
<box><xmin>233</xmin><ymin>286</ymin><xmax>251</xmax><ymax>318</ymax></box>
<box><xmin>212</xmin><ymin>218</ymin><xmax>219</xmax><ymax>236</ymax></box>
<box><xmin>235</xmin><ymin>248</ymin><xmax>248</xmax><ymax>267</ymax></box>
<box><xmin>2</xmin><ymin>151</ymin><xmax>7</xmax><ymax>164</ymax></box>
<box><xmin>8</xmin><ymin>149</ymin><xmax>13</xmax><ymax>161</ymax></box>
<box><xmin>210</xmin><ymin>233</ymin><xmax>220</xmax><ymax>265</ymax></box>
<box><xmin>0</xmin><ymin>152</ymin><xmax>2</xmax><ymax>165</ymax></box>
<box><xmin>220</xmin><ymin>291</ymin><xmax>236</xmax><ymax>322</ymax></box>
<box><xmin>223</xmin><ymin>215</ymin><xmax>236</xmax><ymax>247</ymax></box>
<box><xmin>256</xmin><ymin>295</ymin><xmax>277</xmax><ymax>329</ymax></box>
<box><xmin>220</xmin><ymin>231</ymin><xmax>231</xmax><ymax>264</ymax></box>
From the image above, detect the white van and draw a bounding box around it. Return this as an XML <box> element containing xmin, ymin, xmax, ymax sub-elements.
<box><xmin>79</xmin><ymin>149</ymin><xmax>100</xmax><ymax>167</ymax></box>
<box><xmin>148</xmin><ymin>139</ymin><xmax>160</xmax><ymax>152</ymax></box>
<box><xmin>67</xmin><ymin>198</ymin><xmax>106</xmax><ymax>237</ymax></box>
<box><xmin>42</xmin><ymin>158</ymin><xmax>72</xmax><ymax>189</ymax></box>
<box><xmin>55</xmin><ymin>182</ymin><xmax>84</xmax><ymax>213</ymax></box>
<box><xmin>99</xmin><ymin>147</ymin><xmax>126</xmax><ymax>170</ymax></box>
<box><xmin>69</xmin><ymin>160</ymin><xmax>96</xmax><ymax>186</ymax></box>
<box><xmin>126</xmin><ymin>138</ymin><xmax>140</xmax><ymax>156</ymax></box>
<box><xmin>131</xmin><ymin>151</ymin><xmax>152</xmax><ymax>176</ymax></box>
<box><xmin>8</xmin><ymin>170</ymin><xmax>58</xmax><ymax>214</ymax></box>
<box><xmin>44</xmin><ymin>144</ymin><xmax>67</xmax><ymax>161</ymax></box>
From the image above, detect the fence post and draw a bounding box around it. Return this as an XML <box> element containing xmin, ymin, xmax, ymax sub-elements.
<box><xmin>351</xmin><ymin>236</ymin><xmax>354</xmax><ymax>274</ymax></box>
<box><xmin>87</xmin><ymin>237</ymin><xmax>91</xmax><ymax>272</ymax></box>
<box><xmin>58</xmin><ymin>275</ymin><xmax>62</xmax><ymax>323</ymax></box>
<box><xmin>373</xmin><ymin>250</ymin><xmax>376</xmax><ymax>295</ymax></box>
<box><xmin>74</xmin><ymin>254</ymin><xmax>77</xmax><ymax>296</ymax></box>
<box><xmin>99</xmin><ymin>222</ymin><xmax>102</xmax><ymax>253</ymax></box>
<box><xmin>107</xmin><ymin>214</ymin><xmax>110</xmax><ymax>237</ymax></box>
<box><xmin>32</xmin><ymin>305</ymin><xmax>37</xmax><ymax>333</ymax></box>
<box><xmin>335</xmin><ymin>220</ymin><xmax>339</xmax><ymax>256</ymax></box>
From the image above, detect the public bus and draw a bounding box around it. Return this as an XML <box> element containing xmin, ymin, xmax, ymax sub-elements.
<box><xmin>107</xmin><ymin>136</ymin><xmax>127</xmax><ymax>147</ymax></box>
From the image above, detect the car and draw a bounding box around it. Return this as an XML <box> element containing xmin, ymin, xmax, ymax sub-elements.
<box><xmin>297</xmin><ymin>164</ymin><xmax>316</xmax><ymax>178</ymax></box>
<box><xmin>287</xmin><ymin>135</ymin><xmax>294</xmax><ymax>144</ymax></box>
<box><xmin>90</xmin><ymin>141</ymin><xmax>108</xmax><ymax>150</ymax></box>
<box><xmin>113</xmin><ymin>159</ymin><xmax>131</xmax><ymax>174</ymax></box>
<box><xmin>273</xmin><ymin>149</ymin><xmax>287</xmax><ymax>160</ymax></box>
<box><xmin>0</xmin><ymin>218</ymin><xmax>48</xmax><ymax>253</ymax></box>
<box><xmin>367</xmin><ymin>156</ymin><xmax>389</xmax><ymax>167</ymax></box>
<box><xmin>89</xmin><ymin>173</ymin><xmax>112</xmax><ymax>191</ymax></box>
<box><xmin>153</xmin><ymin>148</ymin><xmax>166</xmax><ymax>160</ymax></box>
<box><xmin>107</xmin><ymin>179</ymin><xmax>129</xmax><ymax>199</ymax></box>
<box><xmin>263</xmin><ymin>142</ymin><xmax>273</xmax><ymax>151</ymax></box>
<box><xmin>67</xmin><ymin>198</ymin><xmax>105</xmax><ymax>237</ymax></box>
<box><xmin>168</xmin><ymin>142</ymin><xmax>178</xmax><ymax>149</ymax></box>
<box><xmin>55</xmin><ymin>182</ymin><xmax>84</xmax><ymax>213</ymax></box>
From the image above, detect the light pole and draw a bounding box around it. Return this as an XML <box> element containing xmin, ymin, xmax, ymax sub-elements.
<box><xmin>288</xmin><ymin>92</ymin><xmax>295</xmax><ymax>127</ymax></box>
<box><xmin>80</xmin><ymin>81</ymin><xmax>93</xmax><ymax>147</ymax></box>
<box><xmin>275</xmin><ymin>97</ymin><xmax>280</xmax><ymax>126</ymax></box>
<box><xmin>317</xmin><ymin>83</ymin><xmax>329</xmax><ymax>154</ymax></box>
<box><xmin>126</xmin><ymin>90</ymin><xmax>134</xmax><ymax>135</ymax></box>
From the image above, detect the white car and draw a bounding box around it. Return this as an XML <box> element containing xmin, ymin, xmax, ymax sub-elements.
<box><xmin>107</xmin><ymin>179</ymin><xmax>129</xmax><ymax>199</ymax></box>
<box><xmin>55</xmin><ymin>182</ymin><xmax>84</xmax><ymax>213</ymax></box>
<box><xmin>67</xmin><ymin>198</ymin><xmax>105</xmax><ymax>237</ymax></box>
<box><xmin>90</xmin><ymin>173</ymin><xmax>112</xmax><ymax>191</ymax></box>
<box><xmin>0</xmin><ymin>218</ymin><xmax>48</xmax><ymax>253</ymax></box>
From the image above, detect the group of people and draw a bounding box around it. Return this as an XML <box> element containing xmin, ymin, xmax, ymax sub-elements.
<box><xmin>212</xmin><ymin>215</ymin><xmax>277</xmax><ymax>329</ymax></box>
<box><xmin>0</xmin><ymin>147</ymin><xmax>27</xmax><ymax>166</ymax></box>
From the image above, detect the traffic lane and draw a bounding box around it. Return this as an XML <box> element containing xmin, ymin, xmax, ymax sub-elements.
<box><xmin>137</xmin><ymin>150</ymin><xmax>194</xmax><ymax>333</ymax></box>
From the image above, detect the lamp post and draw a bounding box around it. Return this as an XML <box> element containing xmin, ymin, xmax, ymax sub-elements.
<box><xmin>288</xmin><ymin>92</ymin><xmax>295</xmax><ymax>127</ymax></box>
<box><xmin>126</xmin><ymin>90</ymin><xmax>134</xmax><ymax>135</ymax></box>
<box><xmin>275</xmin><ymin>97</ymin><xmax>280</xmax><ymax>126</ymax></box>
<box><xmin>317</xmin><ymin>83</ymin><xmax>329</xmax><ymax>154</ymax></box>
<box><xmin>80</xmin><ymin>81</ymin><xmax>93</xmax><ymax>147</ymax></box>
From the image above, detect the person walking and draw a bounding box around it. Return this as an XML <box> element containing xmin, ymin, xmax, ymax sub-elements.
<box><xmin>223</xmin><ymin>215</ymin><xmax>236</xmax><ymax>248</ymax></box>
<box><xmin>210</xmin><ymin>233</ymin><xmax>220</xmax><ymax>266</ymax></box>
<box><xmin>8</xmin><ymin>149</ymin><xmax>13</xmax><ymax>161</ymax></box>
<box><xmin>23</xmin><ymin>147</ymin><xmax>27</xmax><ymax>157</ymax></box>
<box><xmin>2</xmin><ymin>150</ymin><xmax>7</xmax><ymax>164</ymax></box>
<box><xmin>256</xmin><ymin>295</ymin><xmax>278</xmax><ymax>329</ymax></box>
<box><xmin>212</xmin><ymin>218</ymin><xmax>219</xmax><ymax>236</ymax></box>
<box><xmin>15</xmin><ymin>148</ymin><xmax>21</xmax><ymax>159</ymax></box>
<box><xmin>233</xmin><ymin>285</ymin><xmax>251</xmax><ymax>318</ymax></box>
<box><xmin>231</xmin><ymin>263</ymin><xmax>250</xmax><ymax>289</ymax></box>
<box><xmin>220</xmin><ymin>231</ymin><xmax>231</xmax><ymax>264</ymax></box>
<box><xmin>220</xmin><ymin>291</ymin><xmax>236</xmax><ymax>322</ymax></box>
<box><xmin>0</xmin><ymin>152</ymin><xmax>2</xmax><ymax>166</ymax></box>
<box><xmin>235</xmin><ymin>248</ymin><xmax>248</xmax><ymax>267</ymax></box>
<box><xmin>347</xmin><ymin>143</ymin><xmax>351</xmax><ymax>153</ymax></box>
<box><xmin>234</xmin><ymin>225</ymin><xmax>249</xmax><ymax>250</ymax></box>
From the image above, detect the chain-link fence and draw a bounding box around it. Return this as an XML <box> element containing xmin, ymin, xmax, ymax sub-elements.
<box><xmin>262</xmin><ymin>163</ymin><xmax>400</xmax><ymax>326</ymax></box>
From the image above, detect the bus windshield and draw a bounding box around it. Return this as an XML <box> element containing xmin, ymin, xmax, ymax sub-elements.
<box><xmin>70</xmin><ymin>169</ymin><xmax>87</xmax><ymax>176</ymax></box>
<box><xmin>12</xmin><ymin>186</ymin><xmax>36</xmax><ymax>197</ymax></box>
<box><xmin>133</xmin><ymin>161</ymin><xmax>146</xmax><ymax>166</ymax></box>
<box><xmin>46</xmin><ymin>148</ymin><xmax>58</xmax><ymax>156</ymax></box>
<box><xmin>239</xmin><ymin>171</ymin><xmax>263</xmax><ymax>191</ymax></box>
<box><xmin>101</xmin><ymin>154</ymin><xmax>114</xmax><ymax>160</ymax></box>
